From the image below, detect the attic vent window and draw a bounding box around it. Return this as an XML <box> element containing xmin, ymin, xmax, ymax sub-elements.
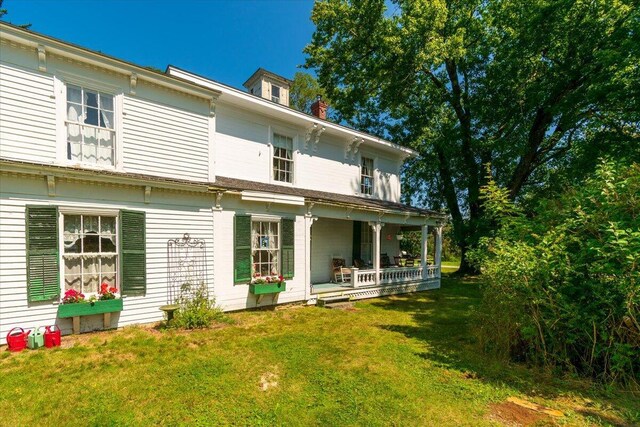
<box><xmin>271</xmin><ymin>85</ymin><xmax>281</xmax><ymax>103</ymax></box>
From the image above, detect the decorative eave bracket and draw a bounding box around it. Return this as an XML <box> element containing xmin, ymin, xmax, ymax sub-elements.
<box><xmin>304</xmin><ymin>123</ymin><xmax>317</xmax><ymax>151</ymax></box>
<box><xmin>344</xmin><ymin>137</ymin><xmax>364</xmax><ymax>160</ymax></box>
<box><xmin>46</xmin><ymin>175</ymin><xmax>55</xmax><ymax>197</ymax></box>
<box><xmin>214</xmin><ymin>192</ymin><xmax>224</xmax><ymax>210</ymax></box>
<box><xmin>144</xmin><ymin>186</ymin><xmax>151</xmax><ymax>203</ymax></box>
<box><xmin>209</xmin><ymin>95</ymin><xmax>219</xmax><ymax>117</ymax></box>
<box><xmin>129</xmin><ymin>73</ymin><xmax>138</xmax><ymax>95</ymax></box>
<box><xmin>37</xmin><ymin>45</ymin><xmax>46</xmax><ymax>72</ymax></box>
<box><xmin>313</xmin><ymin>126</ymin><xmax>325</xmax><ymax>152</ymax></box>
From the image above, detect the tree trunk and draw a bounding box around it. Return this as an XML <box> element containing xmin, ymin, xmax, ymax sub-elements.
<box><xmin>456</xmin><ymin>244</ymin><xmax>480</xmax><ymax>275</ymax></box>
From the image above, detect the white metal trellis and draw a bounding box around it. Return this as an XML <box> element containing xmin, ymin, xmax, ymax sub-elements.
<box><xmin>166</xmin><ymin>233</ymin><xmax>207</xmax><ymax>305</ymax></box>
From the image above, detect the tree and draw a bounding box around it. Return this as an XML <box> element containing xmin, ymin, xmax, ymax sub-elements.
<box><xmin>0</xmin><ymin>0</ymin><xmax>31</xmax><ymax>28</ymax></box>
<box><xmin>289</xmin><ymin>71</ymin><xmax>335</xmax><ymax>119</ymax></box>
<box><xmin>304</xmin><ymin>0</ymin><xmax>639</xmax><ymax>273</ymax></box>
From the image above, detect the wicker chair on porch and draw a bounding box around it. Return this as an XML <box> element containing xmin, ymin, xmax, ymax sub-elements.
<box><xmin>332</xmin><ymin>258</ymin><xmax>352</xmax><ymax>283</ymax></box>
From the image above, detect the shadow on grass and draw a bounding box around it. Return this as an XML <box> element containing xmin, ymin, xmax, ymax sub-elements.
<box><xmin>371</xmin><ymin>276</ymin><xmax>604</xmax><ymax>401</ymax></box>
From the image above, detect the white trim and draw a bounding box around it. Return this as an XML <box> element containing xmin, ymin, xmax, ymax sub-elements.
<box><xmin>58</xmin><ymin>206</ymin><xmax>120</xmax><ymax>216</ymax></box>
<box><xmin>241</xmin><ymin>191</ymin><xmax>305</xmax><ymax>206</ymax></box>
<box><xmin>249</xmin><ymin>213</ymin><xmax>282</xmax><ymax>222</ymax></box>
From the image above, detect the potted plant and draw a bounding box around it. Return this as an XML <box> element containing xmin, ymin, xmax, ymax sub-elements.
<box><xmin>57</xmin><ymin>283</ymin><xmax>123</xmax><ymax>318</ymax></box>
<box><xmin>249</xmin><ymin>275</ymin><xmax>287</xmax><ymax>295</ymax></box>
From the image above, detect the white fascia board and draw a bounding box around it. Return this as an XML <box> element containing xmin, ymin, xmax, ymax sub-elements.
<box><xmin>167</xmin><ymin>66</ymin><xmax>418</xmax><ymax>159</ymax></box>
<box><xmin>0</xmin><ymin>23</ymin><xmax>221</xmax><ymax>102</ymax></box>
<box><xmin>241</xmin><ymin>191</ymin><xmax>305</xmax><ymax>206</ymax></box>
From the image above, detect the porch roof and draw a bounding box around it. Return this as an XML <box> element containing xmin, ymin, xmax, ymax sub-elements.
<box><xmin>211</xmin><ymin>176</ymin><xmax>444</xmax><ymax>218</ymax></box>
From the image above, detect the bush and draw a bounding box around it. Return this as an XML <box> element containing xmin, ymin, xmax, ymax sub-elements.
<box><xmin>470</xmin><ymin>160</ymin><xmax>640</xmax><ymax>384</ymax></box>
<box><xmin>171</xmin><ymin>283</ymin><xmax>229</xmax><ymax>329</ymax></box>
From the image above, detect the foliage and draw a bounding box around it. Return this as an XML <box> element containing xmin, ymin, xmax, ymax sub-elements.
<box><xmin>2</xmin><ymin>278</ymin><xmax>638</xmax><ymax>425</ymax></box>
<box><xmin>304</xmin><ymin>0</ymin><xmax>640</xmax><ymax>272</ymax></box>
<box><xmin>289</xmin><ymin>71</ymin><xmax>334</xmax><ymax>118</ymax></box>
<box><xmin>61</xmin><ymin>289</ymin><xmax>85</xmax><ymax>304</ymax></box>
<box><xmin>172</xmin><ymin>283</ymin><xmax>227</xmax><ymax>329</ymax></box>
<box><xmin>399</xmin><ymin>225</ymin><xmax>460</xmax><ymax>262</ymax></box>
<box><xmin>0</xmin><ymin>0</ymin><xmax>31</xmax><ymax>28</ymax></box>
<box><xmin>470</xmin><ymin>160</ymin><xmax>640</xmax><ymax>384</ymax></box>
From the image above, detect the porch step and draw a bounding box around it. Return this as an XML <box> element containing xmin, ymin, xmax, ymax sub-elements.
<box><xmin>317</xmin><ymin>295</ymin><xmax>352</xmax><ymax>308</ymax></box>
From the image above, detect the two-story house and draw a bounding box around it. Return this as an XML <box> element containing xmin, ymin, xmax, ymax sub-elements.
<box><xmin>0</xmin><ymin>22</ymin><xmax>445</xmax><ymax>343</ymax></box>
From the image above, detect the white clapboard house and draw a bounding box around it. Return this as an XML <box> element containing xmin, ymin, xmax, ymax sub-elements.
<box><xmin>0</xmin><ymin>23</ymin><xmax>445</xmax><ymax>342</ymax></box>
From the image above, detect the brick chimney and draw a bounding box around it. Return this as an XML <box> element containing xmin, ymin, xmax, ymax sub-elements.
<box><xmin>311</xmin><ymin>95</ymin><xmax>328</xmax><ymax>120</ymax></box>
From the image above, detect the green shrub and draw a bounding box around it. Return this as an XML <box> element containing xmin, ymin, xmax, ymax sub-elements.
<box><xmin>470</xmin><ymin>160</ymin><xmax>640</xmax><ymax>384</ymax></box>
<box><xmin>172</xmin><ymin>283</ymin><xmax>229</xmax><ymax>329</ymax></box>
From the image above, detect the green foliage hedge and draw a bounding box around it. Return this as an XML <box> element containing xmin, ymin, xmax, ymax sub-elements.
<box><xmin>470</xmin><ymin>160</ymin><xmax>639</xmax><ymax>384</ymax></box>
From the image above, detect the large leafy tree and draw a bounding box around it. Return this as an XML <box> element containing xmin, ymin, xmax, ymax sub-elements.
<box><xmin>305</xmin><ymin>0</ymin><xmax>639</xmax><ymax>273</ymax></box>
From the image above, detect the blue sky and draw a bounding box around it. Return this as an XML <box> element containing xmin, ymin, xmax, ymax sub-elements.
<box><xmin>3</xmin><ymin>0</ymin><xmax>316</xmax><ymax>89</ymax></box>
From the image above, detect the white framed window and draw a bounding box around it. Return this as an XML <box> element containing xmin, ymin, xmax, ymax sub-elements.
<box><xmin>66</xmin><ymin>84</ymin><xmax>115</xmax><ymax>166</ymax></box>
<box><xmin>62</xmin><ymin>213</ymin><xmax>118</xmax><ymax>294</ymax></box>
<box><xmin>273</xmin><ymin>133</ymin><xmax>293</xmax><ymax>183</ymax></box>
<box><xmin>271</xmin><ymin>84</ymin><xmax>281</xmax><ymax>103</ymax></box>
<box><xmin>252</xmin><ymin>219</ymin><xmax>280</xmax><ymax>277</ymax></box>
<box><xmin>361</xmin><ymin>156</ymin><xmax>374</xmax><ymax>195</ymax></box>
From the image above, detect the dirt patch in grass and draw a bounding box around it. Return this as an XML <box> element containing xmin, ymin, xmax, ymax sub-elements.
<box><xmin>259</xmin><ymin>370</ymin><xmax>279</xmax><ymax>391</ymax></box>
<box><xmin>488</xmin><ymin>401</ymin><xmax>551</xmax><ymax>426</ymax></box>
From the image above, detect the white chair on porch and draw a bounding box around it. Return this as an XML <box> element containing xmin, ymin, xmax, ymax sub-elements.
<box><xmin>331</xmin><ymin>257</ymin><xmax>351</xmax><ymax>283</ymax></box>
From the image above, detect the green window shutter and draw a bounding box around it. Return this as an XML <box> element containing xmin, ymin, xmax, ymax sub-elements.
<box><xmin>352</xmin><ymin>221</ymin><xmax>362</xmax><ymax>262</ymax></box>
<box><xmin>234</xmin><ymin>215</ymin><xmax>252</xmax><ymax>284</ymax></box>
<box><xmin>281</xmin><ymin>218</ymin><xmax>295</xmax><ymax>279</ymax></box>
<box><xmin>120</xmin><ymin>210</ymin><xmax>146</xmax><ymax>296</ymax></box>
<box><xmin>26</xmin><ymin>206</ymin><xmax>60</xmax><ymax>302</ymax></box>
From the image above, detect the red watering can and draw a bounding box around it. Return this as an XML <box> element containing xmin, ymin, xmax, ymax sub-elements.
<box><xmin>6</xmin><ymin>327</ymin><xmax>30</xmax><ymax>352</ymax></box>
<box><xmin>43</xmin><ymin>325</ymin><xmax>61</xmax><ymax>348</ymax></box>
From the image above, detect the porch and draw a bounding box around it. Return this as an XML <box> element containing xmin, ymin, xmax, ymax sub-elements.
<box><xmin>308</xmin><ymin>216</ymin><xmax>443</xmax><ymax>301</ymax></box>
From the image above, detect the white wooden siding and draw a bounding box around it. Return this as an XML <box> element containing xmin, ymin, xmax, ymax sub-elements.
<box><xmin>310</xmin><ymin>218</ymin><xmax>353</xmax><ymax>284</ymax></box>
<box><xmin>122</xmin><ymin>95</ymin><xmax>210</xmax><ymax>181</ymax></box>
<box><xmin>211</xmin><ymin>200</ymin><xmax>308</xmax><ymax>312</ymax></box>
<box><xmin>0</xmin><ymin>175</ymin><xmax>216</xmax><ymax>344</ymax></box>
<box><xmin>0</xmin><ymin>62</ymin><xmax>57</xmax><ymax>163</ymax></box>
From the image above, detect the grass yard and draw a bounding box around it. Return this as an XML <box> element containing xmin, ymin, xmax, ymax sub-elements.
<box><xmin>1</xmin><ymin>278</ymin><xmax>638</xmax><ymax>426</ymax></box>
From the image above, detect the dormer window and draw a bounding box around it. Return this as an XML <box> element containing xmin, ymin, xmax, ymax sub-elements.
<box><xmin>361</xmin><ymin>157</ymin><xmax>374</xmax><ymax>195</ymax></box>
<box><xmin>271</xmin><ymin>85</ymin><xmax>281</xmax><ymax>103</ymax></box>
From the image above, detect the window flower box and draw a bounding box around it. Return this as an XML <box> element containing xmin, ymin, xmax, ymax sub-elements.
<box><xmin>249</xmin><ymin>282</ymin><xmax>286</xmax><ymax>295</ymax></box>
<box><xmin>249</xmin><ymin>275</ymin><xmax>286</xmax><ymax>295</ymax></box>
<box><xmin>57</xmin><ymin>298</ymin><xmax>123</xmax><ymax>318</ymax></box>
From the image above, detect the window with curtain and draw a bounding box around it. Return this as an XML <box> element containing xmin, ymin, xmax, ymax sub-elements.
<box><xmin>66</xmin><ymin>84</ymin><xmax>115</xmax><ymax>166</ymax></box>
<box><xmin>63</xmin><ymin>214</ymin><xmax>118</xmax><ymax>294</ymax></box>
<box><xmin>251</xmin><ymin>220</ymin><xmax>280</xmax><ymax>277</ymax></box>
<box><xmin>361</xmin><ymin>156</ymin><xmax>374</xmax><ymax>195</ymax></box>
<box><xmin>273</xmin><ymin>133</ymin><xmax>293</xmax><ymax>183</ymax></box>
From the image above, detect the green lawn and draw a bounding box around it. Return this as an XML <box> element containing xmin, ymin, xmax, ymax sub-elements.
<box><xmin>1</xmin><ymin>278</ymin><xmax>637</xmax><ymax>426</ymax></box>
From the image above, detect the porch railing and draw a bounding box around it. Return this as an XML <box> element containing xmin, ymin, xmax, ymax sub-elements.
<box><xmin>350</xmin><ymin>265</ymin><xmax>440</xmax><ymax>288</ymax></box>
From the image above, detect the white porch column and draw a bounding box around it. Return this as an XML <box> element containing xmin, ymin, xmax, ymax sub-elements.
<box><xmin>369</xmin><ymin>221</ymin><xmax>383</xmax><ymax>285</ymax></box>
<box><xmin>435</xmin><ymin>225</ymin><xmax>443</xmax><ymax>278</ymax></box>
<box><xmin>304</xmin><ymin>214</ymin><xmax>317</xmax><ymax>300</ymax></box>
<box><xmin>421</xmin><ymin>224</ymin><xmax>429</xmax><ymax>280</ymax></box>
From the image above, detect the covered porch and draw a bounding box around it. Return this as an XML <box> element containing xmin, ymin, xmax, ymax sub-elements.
<box><xmin>308</xmin><ymin>215</ymin><xmax>444</xmax><ymax>298</ymax></box>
